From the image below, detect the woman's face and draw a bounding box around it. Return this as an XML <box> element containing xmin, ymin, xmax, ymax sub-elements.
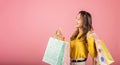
<box><xmin>75</xmin><ymin>13</ymin><xmax>83</xmax><ymax>28</ymax></box>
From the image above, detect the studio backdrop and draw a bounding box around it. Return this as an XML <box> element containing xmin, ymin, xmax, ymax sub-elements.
<box><xmin>0</xmin><ymin>0</ymin><xmax>120</xmax><ymax>65</ymax></box>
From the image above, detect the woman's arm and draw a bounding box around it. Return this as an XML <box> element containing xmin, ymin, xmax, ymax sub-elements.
<box><xmin>87</xmin><ymin>32</ymin><xmax>97</xmax><ymax>65</ymax></box>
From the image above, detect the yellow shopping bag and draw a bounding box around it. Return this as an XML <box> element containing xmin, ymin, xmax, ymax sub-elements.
<box><xmin>99</xmin><ymin>40</ymin><xmax>114</xmax><ymax>65</ymax></box>
<box><xmin>88</xmin><ymin>32</ymin><xmax>114</xmax><ymax>65</ymax></box>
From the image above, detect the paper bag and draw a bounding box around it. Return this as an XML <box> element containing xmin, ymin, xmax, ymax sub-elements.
<box><xmin>42</xmin><ymin>37</ymin><xmax>66</xmax><ymax>65</ymax></box>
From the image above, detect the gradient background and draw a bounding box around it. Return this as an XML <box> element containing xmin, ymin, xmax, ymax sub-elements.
<box><xmin>0</xmin><ymin>0</ymin><xmax>120</xmax><ymax>65</ymax></box>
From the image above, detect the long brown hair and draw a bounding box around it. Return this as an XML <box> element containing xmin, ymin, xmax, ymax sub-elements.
<box><xmin>70</xmin><ymin>10</ymin><xmax>93</xmax><ymax>43</ymax></box>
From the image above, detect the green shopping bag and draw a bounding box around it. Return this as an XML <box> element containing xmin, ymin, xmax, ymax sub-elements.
<box><xmin>42</xmin><ymin>37</ymin><xmax>66</xmax><ymax>65</ymax></box>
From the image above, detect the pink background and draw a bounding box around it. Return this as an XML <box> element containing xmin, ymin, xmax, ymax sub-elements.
<box><xmin>0</xmin><ymin>0</ymin><xmax>120</xmax><ymax>65</ymax></box>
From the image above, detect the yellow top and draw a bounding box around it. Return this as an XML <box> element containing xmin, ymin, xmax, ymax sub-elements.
<box><xmin>70</xmin><ymin>31</ymin><xmax>97</xmax><ymax>59</ymax></box>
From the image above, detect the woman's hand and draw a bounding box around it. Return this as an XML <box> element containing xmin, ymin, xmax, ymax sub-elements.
<box><xmin>54</xmin><ymin>29</ymin><xmax>65</xmax><ymax>41</ymax></box>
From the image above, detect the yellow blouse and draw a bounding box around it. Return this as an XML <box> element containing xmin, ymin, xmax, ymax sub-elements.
<box><xmin>70</xmin><ymin>32</ymin><xmax>97</xmax><ymax>59</ymax></box>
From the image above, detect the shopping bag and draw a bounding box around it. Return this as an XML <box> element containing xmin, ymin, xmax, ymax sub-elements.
<box><xmin>100</xmin><ymin>40</ymin><xmax>114</xmax><ymax>65</ymax></box>
<box><xmin>42</xmin><ymin>37</ymin><xmax>66</xmax><ymax>65</ymax></box>
<box><xmin>89</xmin><ymin>32</ymin><xmax>114</xmax><ymax>65</ymax></box>
<box><xmin>62</xmin><ymin>42</ymin><xmax>70</xmax><ymax>65</ymax></box>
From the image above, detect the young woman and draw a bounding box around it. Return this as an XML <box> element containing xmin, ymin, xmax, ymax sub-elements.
<box><xmin>70</xmin><ymin>10</ymin><xmax>97</xmax><ymax>65</ymax></box>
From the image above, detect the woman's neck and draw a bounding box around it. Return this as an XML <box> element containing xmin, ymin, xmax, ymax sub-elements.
<box><xmin>79</xmin><ymin>28</ymin><xmax>83</xmax><ymax>34</ymax></box>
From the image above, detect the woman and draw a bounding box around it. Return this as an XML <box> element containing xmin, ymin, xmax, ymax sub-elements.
<box><xmin>70</xmin><ymin>10</ymin><xmax>97</xmax><ymax>65</ymax></box>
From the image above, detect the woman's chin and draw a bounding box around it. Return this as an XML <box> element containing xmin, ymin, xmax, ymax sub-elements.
<box><xmin>75</xmin><ymin>26</ymin><xmax>80</xmax><ymax>28</ymax></box>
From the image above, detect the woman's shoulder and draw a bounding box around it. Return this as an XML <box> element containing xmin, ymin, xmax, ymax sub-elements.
<box><xmin>87</xmin><ymin>30</ymin><xmax>94</xmax><ymax>35</ymax></box>
<box><xmin>87</xmin><ymin>31</ymin><xmax>95</xmax><ymax>38</ymax></box>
